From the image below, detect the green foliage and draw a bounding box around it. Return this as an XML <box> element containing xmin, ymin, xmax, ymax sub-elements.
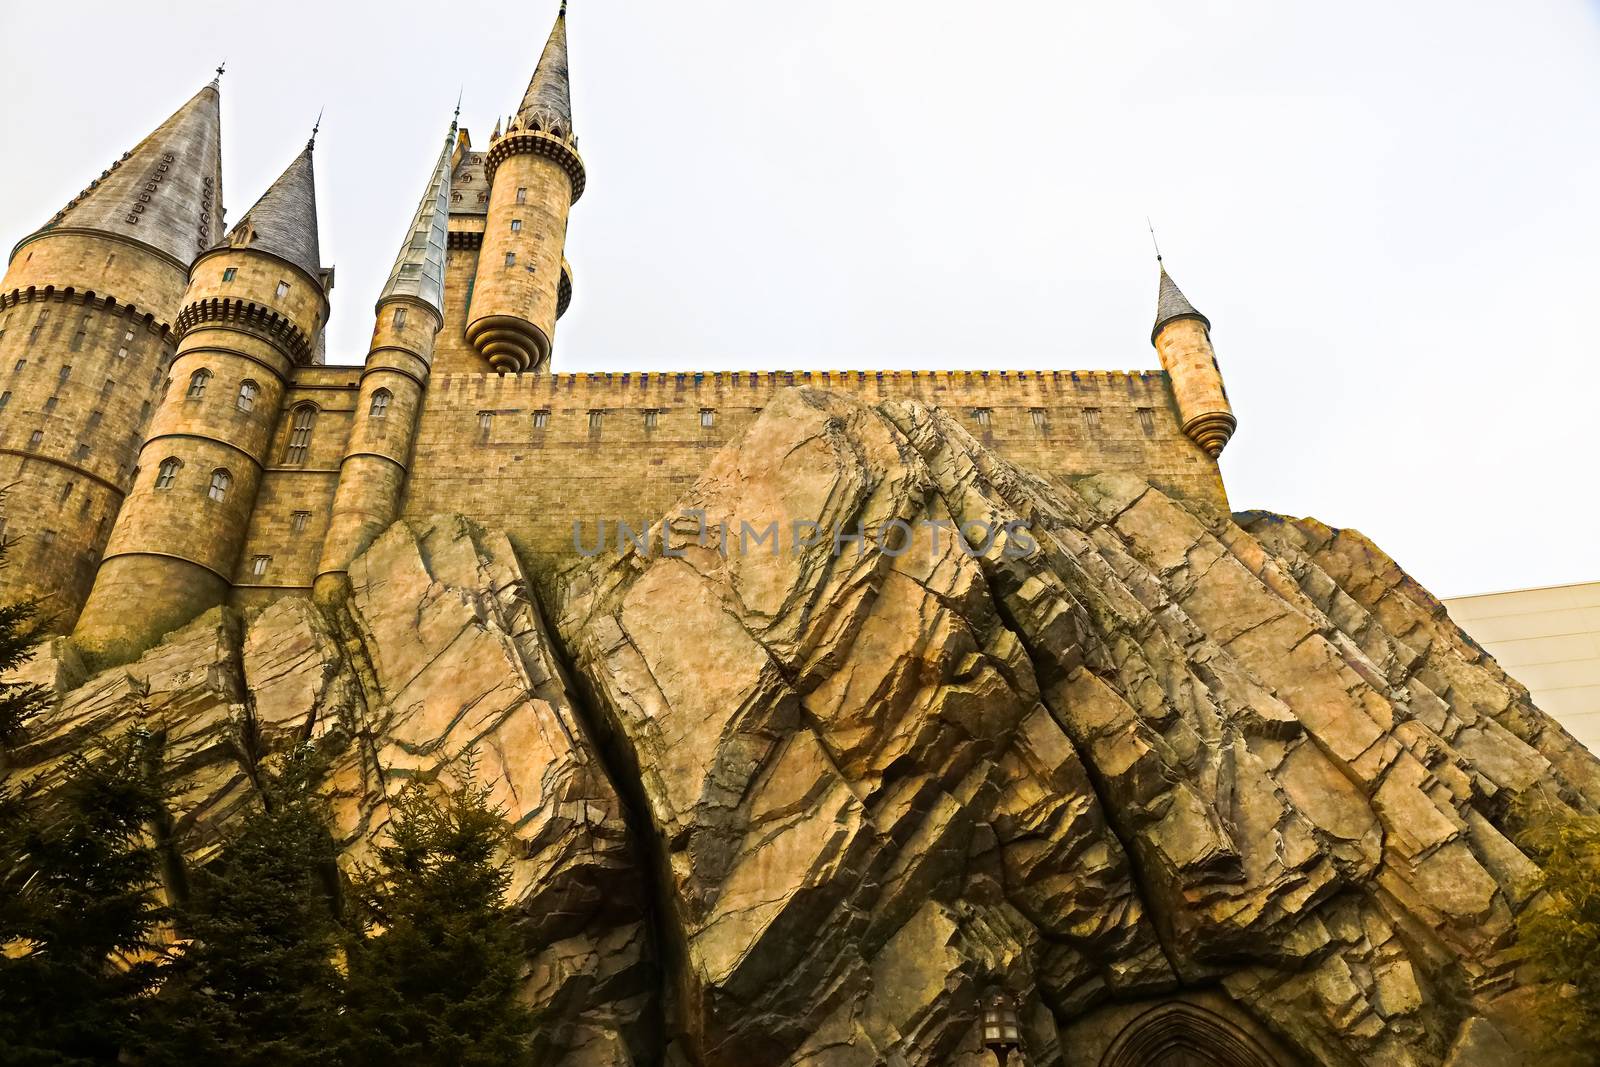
<box><xmin>0</xmin><ymin>727</ymin><xmax>171</xmax><ymax>1065</ymax></box>
<box><xmin>1517</xmin><ymin>808</ymin><xmax>1600</xmax><ymax>1066</ymax></box>
<box><xmin>338</xmin><ymin>773</ymin><xmax>534</xmax><ymax>1066</ymax></box>
<box><xmin>136</xmin><ymin>749</ymin><xmax>344</xmax><ymax>1067</ymax></box>
<box><xmin>0</xmin><ymin>526</ymin><xmax>51</xmax><ymax>750</ymax></box>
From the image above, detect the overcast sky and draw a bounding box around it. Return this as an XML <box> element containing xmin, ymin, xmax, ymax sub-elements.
<box><xmin>2</xmin><ymin>1</ymin><xmax>1595</xmax><ymax>597</ymax></box>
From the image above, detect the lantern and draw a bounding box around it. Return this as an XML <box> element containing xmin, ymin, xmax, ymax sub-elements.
<box><xmin>981</xmin><ymin>986</ymin><xmax>1023</xmax><ymax>1064</ymax></box>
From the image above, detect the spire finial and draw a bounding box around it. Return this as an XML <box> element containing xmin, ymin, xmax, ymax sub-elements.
<box><xmin>1147</xmin><ymin>217</ymin><xmax>1164</xmax><ymax>265</ymax></box>
<box><xmin>215</xmin><ymin>60</ymin><xmax>227</xmax><ymax>80</ymax></box>
<box><xmin>308</xmin><ymin>107</ymin><xmax>323</xmax><ymax>151</ymax></box>
<box><xmin>560</xmin><ymin>0</ymin><xmax>567</xmax><ymax>13</ymax></box>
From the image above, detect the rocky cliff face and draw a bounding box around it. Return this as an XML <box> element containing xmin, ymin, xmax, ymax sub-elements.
<box><xmin>7</xmin><ymin>388</ymin><xmax>1595</xmax><ymax>1066</ymax></box>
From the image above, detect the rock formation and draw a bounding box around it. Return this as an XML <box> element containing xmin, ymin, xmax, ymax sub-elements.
<box><xmin>6</xmin><ymin>388</ymin><xmax>1594</xmax><ymax>1066</ymax></box>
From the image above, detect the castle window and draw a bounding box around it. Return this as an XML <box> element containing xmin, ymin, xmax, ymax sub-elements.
<box><xmin>222</xmin><ymin>267</ymin><xmax>238</xmax><ymax>282</ymax></box>
<box><xmin>26</xmin><ymin>430</ymin><xmax>42</xmax><ymax>451</ymax></box>
<box><xmin>123</xmin><ymin>329</ymin><xmax>135</xmax><ymax>342</ymax></box>
<box><xmin>251</xmin><ymin>555</ymin><xmax>271</xmax><ymax>577</ymax></box>
<box><xmin>275</xmin><ymin>281</ymin><xmax>290</xmax><ymax>299</ymax></box>
<box><xmin>510</xmin><ymin>220</ymin><xmax>522</xmax><ymax>233</ymax></box>
<box><xmin>101</xmin><ymin>378</ymin><xmax>114</xmax><ymax>396</ymax></box>
<box><xmin>532</xmin><ymin>410</ymin><xmax>549</xmax><ymax>429</ymax></box>
<box><xmin>1136</xmin><ymin>408</ymin><xmax>1155</xmax><ymax>435</ymax></box>
<box><xmin>155</xmin><ymin>458</ymin><xmax>181</xmax><ymax>489</ymax></box>
<box><xmin>291</xmin><ymin>511</ymin><xmax>310</xmax><ymax>534</ymax></box>
<box><xmin>972</xmin><ymin>408</ymin><xmax>991</xmax><ymax>427</ymax></box>
<box><xmin>208</xmin><ymin>468</ymin><xmax>232</xmax><ymax>502</ymax></box>
<box><xmin>504</xmin><ymin>253</ymin><xmax>516</xmax><ymax>267</ymax></box>
<box><xmin>79</xmin><ymin>495</ymin><xmax>91</xmax><ymax>516</ymax></box>
<box><xmin>59</xmin><ymin>482</ymin><xmax>74</xmax><ymax>503</ymax></box>
<box><xmin>116</xmin><ymin>347</ymin><xmax>129</xmax><ymax>360</ymax></box>
<box><xmin>0</xmin><ymin>391</ymin><xmax>9</xmax><ymax>410</ymax></box>
<box><xmin>369</xmin><ymin>389</ymin><xmax>392</xmax><ymax>418</ymax></box>
<box><xmin>40</xmin><ymin>530</ymin><xmax>56</xmax><ymax>548</ymax></box>
<box><xmin>477</xmin><ymin>411</ymin><xmax>493</xmax><ymax>437</ymax></box>
<box><xmin>44</xmin><ymin>397</ymin><xmax>57</xmax><ymax>413</ymax></box>
<box><xmin>187</xmin><ymin>368</ymin><xmax>211</xmax><ymax>400</ymax></box>
<box><xmin>87</xmin><ymin>410</ymin><xmax>102</xmax><ymax>430</ymax></box>
<box><xmin>1081</xmin><ymin>408</ymin><xmax>1101</xmax><ymax>433</ymax></box>
<box><xmin>1030</xmin><ymin>408</ymin><xmax>1047</xmax><ymax>431</ymax></box>
<box><xmin>588</xmin><ymin>409</ymin><xmax>604</xmax><ymax>430</ymax></box>
<box><xmin>140</xmin><ymin>401</ymin><xmax>151</xmax><ymax>420</ymax></box>
<box><xmin>237</xmin><ymin>380</ymin><xmax>259</xmax><ymax>412</ymax></box>
<box><xmin>700</xmin><ymin>409</ymin><xmax>715</xmax><ymax>428</ymax></box>
<box><xmin>515</xmin><ymin>187</ymin><xmax>527</xmax><ymax>204</ymax></box>
<box><xmin>643</xmin><ymin>409</ymin><xmax>658</xmax><ymax>430</ymax></box>
<box><xmin>58</xmin><ymin>364</ymin><xmax>71</xmax><ymax>383</ymax></box>
<box><xmin>73</xmin><ymin>444</ymin><xmax>90</xmax><ymax>460</ymax></box>
<box><xmin>392</xmin><ymin>307</ymin><xmax>407</xmax><ymax>329</ymax></box>
<box><xmin>12</xmin><ymin>359</ymin><xmax>24</xmax><ymax>373</ymax></box>
<box><xmin>284</xmin><ymin>405</ymin><xmax>317</xmax><ymax>465</ymax></box>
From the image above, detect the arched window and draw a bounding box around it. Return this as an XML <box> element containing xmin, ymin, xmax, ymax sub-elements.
<box><xmin>155</xmin><ymin>457</ymin><xmax>182</xmax><ymax>489</ymax></box>
<box><xmin>284</xmin><ymin>405</ymin><xmax>317</xmax><ymax>465</ymax></box>
<box><xmin>236</xmin><ymin>380</ymin><xmax>259</xmax><ymax>412</ymax></box>
<box><xmin>207</xmin><ymin>468</ymin><xmax>231</xmax><ymax>502</ymax></box>
<box><xmin>369</xmin><ymin>389</ymin><xmax>392</xmax><ymax>418</ymax></box>
<box><xmin>186</xmin><ymin>368</ymin><xmax>211</xmax><ymax>400</ymax></box>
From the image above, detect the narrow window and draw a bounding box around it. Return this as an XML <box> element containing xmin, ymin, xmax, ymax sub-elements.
<box><xmin>392</xmin><ymin>307</ymin><xmax>407</xmax><ymax>329</ymax></box>
<box><xmin>291</xmin><ymin>511</ymin><xmax>310</xmax><ymax>534</ymax></box>
<box><xmin>155</xmin><ymin>457</ymin><xmax>181</xmax><ymax>489</ymax></box>
<box><xmin>972</xmin><ymin>408</ymin><xmax>991</xmax><ymax>427</ymax></box>
<box><xmin>532</xmin><ymin>410</ymin><xmax>549</xmax><ymax>430</ymax></box>
<box><xmin>222</xmin><ymin>266</ymin><xmax>238</xmax><ymax>282</ymax></box>
<box><xmin>40</xmin><ymin>530</ymin><xmax>56</xmax><ymax>547</ymax></box>
<box><xmin>43</xmin><ymin>396</ymin><xmax>57</xmax><ymax>413</ymax></box>
<box><xmin>70</xmin><ymin>329</ymin><xmax>86</xmax><ymax>352</ymax></box>
<box><xmin>87</xmin><ymin>410</ymin><xmax>103</xmax><ymax>430</ymax></box>
<box><xmin>284</xmin><ymin>405</ymin><xmax>317</xmax><ymax>465</ymax></box>
<box><xmin>237</xmin><ymin>380</ymin><xmax>259</xmax><ymax>412</ymax></box>
<box><xmin>123</xmin><ymin>329</ymin><xmax>135</xmax><ymax>342</ymax></box>
<box><xmin>510</xmin><ymin>219</ymin><xmax>522</xmax><ymax>233</ymax></box>
<box><xmin>588</xmin><ymin>409</ymin><xmax>604</xmax><ymax>430</ymax></box>
<box><xmin>12</xmin><ymin>359</ymin><xmax>24</xmax><ymax>373</ymax></box>
<box><xmin>251</xmin><ymin>555</ymin><xmax>271</xmax><ymax>577</ymax></box>
<box><xmin>700</xmin><ymin>408</ymin><xmax>715</xmax><ymax>428</ymax></box>
<box><xmin>59</xmin><ymin>482</ymin><xmax>74</xmax><ymax>503</ymax></box>
<box><xmin>73</xmin><ymin>444</ymin><xmax>90</xmax><ymax>460</ymax></box>
<box><xmin>477</xmin><ymin>411</ymin><xmax>493</xmax><ymax>436</ymax></box>
<box><xmin>1030</xmin><ymin>408</ymin><xmax>1047</xmax><ymax>431</ymax></box>
<box><xmin>116</xmin><ymin>346</ymin><xmax>129</xmax><ymax>360</ymax></box>
<box><xmin>643</xmin><ymin>409</ymin><xmax>658</xmax><ymax>430</ymax></box>
<box><xmin>187</xmin><ymin>368</ymin><xmax>211</xmax><ymax>399</ymax></box>
<box><xmin>275</xmin><ymin>280</ymin><xmax>290</xmax><ymax>299</ymax></box>
<box><xmin>101</xmin><ymin>378</ymin><xmax>114</xmax><ymax>396</ymax></box>
<box><xmin>139</xmin><ymin>401</ymin><xmax>151</xmax><ymax>420</ymax></box>
<box><xmin>369</xmin><ymin>389</ymin><xmax>392</xmax><ymax>418</ymax></box>
<box><xmin>515</xmin><ymin>187</ymin><xmax>527</xmax><ymax>204</ymax></box>
<box><xmin>0</xmin><ymin>391</ymin><xmax>9</xmax><ymax>410</ymax></box>
<box><xmin>78</xmin><ymin>495</ymin><xmax>92</xmax><ymax>516</ymax></box>
<box><xmin>1136</xmin><ymin>408</ymin><xmax>1156</xmax><ymax>435</ymax></box>
<box><xmin>504</xmin><ymin>252</ymin><xmax>516</xmax><ymax>267</ymax></box>
<box><xmin>58</xmin><ymin>364</ymin><xmax>71</xmax><ymax>383</ymax></box>
<box><xmin>26</xmin><ymin>430</ymin><xmax>42</xmax><ymax>450</ymax></box>
<box><xmin>1081</xmin><ymin>408</ymin><xmax>1101</xmax><ymax>433</ymax></box>
<box><xmin>208</xmin><ymin>468</ymin><xmax>232</xmax><ymax>502</ymax></box>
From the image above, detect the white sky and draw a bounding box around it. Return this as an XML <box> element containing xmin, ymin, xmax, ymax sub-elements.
<box><xmin>2</xmin><ymin>1</ymin><xmax>1596</xmax><ymax>597</ymax></box>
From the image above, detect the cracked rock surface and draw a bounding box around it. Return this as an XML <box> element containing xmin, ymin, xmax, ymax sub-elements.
<box><xmin>7</xmin><ymin>388</ymin><xmax>1594</xmax><ymax>1066</ymax></box>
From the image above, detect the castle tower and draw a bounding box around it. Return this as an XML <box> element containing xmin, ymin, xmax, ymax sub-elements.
<box><xmin>1152</xmin><ymin>263</ymin><xmax>1236</xmax><ymax>457</ymax></box>
<box><xmin>313</xmin><ymin>126</ymin><xmax>453</xmax><ymax>601</ymax></box>
<box><xmin>464</xmin><ymin>1</ymin><xmax>586</xmax><ymax>373</ymax></box>
<box><xmin>74</xmin><ymin>141</ymin><xmax>330</xmax><ymax>660</ymax></box>
<box><xmin>0</xmin><ymin>80</ymin><xmax>224</xmax><ymax>630</ymax></box>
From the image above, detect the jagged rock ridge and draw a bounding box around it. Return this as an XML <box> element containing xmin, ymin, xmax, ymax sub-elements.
<box><xmin>7</xmin><ymin>388</ymin><xmax>1595</xmax><ymax>1067</ymax></box>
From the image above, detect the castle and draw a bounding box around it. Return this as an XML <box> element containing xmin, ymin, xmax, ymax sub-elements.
<box><xmin>0</xmin><ymin>3</ymin><xmax>1235</xmax><ymax>663</ymax></box>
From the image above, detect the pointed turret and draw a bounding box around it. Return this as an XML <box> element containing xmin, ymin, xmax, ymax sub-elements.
<box><xmin>1150</xmin><ymin>260</ymin><xmax>1236</xmax><ymax>458</ymax></box>
<box><xmin>18</xmin><ymin>80</ymin><xmax>224</xmax><ymax>266</ymax></box>
<box><xmin>378</xmin><ymin>126</ymin><xmax>453</xmax><ymax>317</ymax></box>
<box><xmin>1152</xmin><ymin>265</ymin><xmax>1210</xmax><ymax>343</ymax></box>
<box><xmin>227</xmin><ymin>144</ymin><xmax>322</xmax><ymax>283</ymax></box>
<box><xmin>517</xmin><ymin>1</ymin><xmax>573</xmax><ymax>135</ymax></box>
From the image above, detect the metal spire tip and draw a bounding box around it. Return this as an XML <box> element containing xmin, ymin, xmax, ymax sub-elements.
<box><xmin>1147</xmin><ymin>218</ymin><xmax>1164</xmax><ymax>264</ymax></box>
<box><xmin>308</xmin><ymin>107</ymin><xmax>323</xmax><ymax>150</ymax></box>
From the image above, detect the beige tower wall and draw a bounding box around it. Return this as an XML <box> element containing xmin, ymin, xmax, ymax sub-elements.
<box><xmin>0</xmin><ymin>231</ymin><xmax>189</xmax><ymax>628</ymax></box>
<box><xmin>1152</xmin><ymin>317</ymin><xmax>1235</xmax><ymax>457</ymax></box>
<box><xmin>465</xmin><ymin>149</ymin><xmax>573</xmax><ymax>371</ymax></box>
<box><xmin>74</xmin><ymin>250</ymin><xmax>327</xmax><ymax>660</ymax></box>
<box><xmin>314</xmin><ymin>299</ymin><xmax>439</xmax><ymax>597</ymax></box>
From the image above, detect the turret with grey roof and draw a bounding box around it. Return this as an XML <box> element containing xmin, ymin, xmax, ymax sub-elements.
<box><xmin>378</xmin><ymin>124</ymin><xmax>454</xmax><ymax>317</ymax></box>
<box><xmin>225</xmin><ymin>143</ymin><xmax>323</xmax><ymax>284</ymax></box>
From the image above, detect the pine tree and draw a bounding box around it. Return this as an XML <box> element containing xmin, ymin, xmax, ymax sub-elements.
<box><xmin>339</xmin><ymin>772</ymin><xmax>534</xmax><ymax>1066</ymax></box>
<box><xmin>137</xmin><ymin>749</ymin><xmax>344</xmax><ymax>1067</ymax></box>
<box><xmin>1516</xmin><ymin>808</ymin><xmax>1600</xmax><ymax>1067</ymax></box>
<box><xmin>0</xmin><ymin>727</ymin><xmax>171</xmax><ymax>1065</ymax></box>
<box><xmin>0</xmin><ymin>521</ymin><xmax>51</xmax><ymax>751</ymax></box>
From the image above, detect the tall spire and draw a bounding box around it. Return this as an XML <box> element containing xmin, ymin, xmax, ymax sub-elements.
<box><xmin>1152</xmin><ymin>264</ymin><xmax>1210</xmax><ymax>343</ymax></box>
<box><xmin>227</xmin><ymin>143</ymin><xmax>322</xmax><ymax>282</ymax></box>
<box><xmin>21</xmin><ymin>80</ymin><xmax>225</xmax><ymax>265</ymax></box>
<box><xmin>516</xmin><ymin>2</ymin><xmax>573</xmax><ymax>135</ymax></box>
<box><xmin>378</xmin><ymin>124</ymin><xmax>454</xmax><ymax>316</ymax></box>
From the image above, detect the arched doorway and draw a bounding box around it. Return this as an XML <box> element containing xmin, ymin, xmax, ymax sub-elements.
<box><xmin>1099</xmin><ymin>1001</ymin><xmax>1286</xmax><ymax>1067</ymax></box>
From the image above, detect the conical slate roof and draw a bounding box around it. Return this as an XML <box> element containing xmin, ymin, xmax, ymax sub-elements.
<box><xmin>21</xmin><ymin>80</ymin><xmax>224</xmax><ymax>265</ymax></box>
<box><xmin>228</xmin><ymin>144</ymin><xmax>321</xmax><ymax>281</ymax></box>
<box><xmin>1152</xmin><ymin>265</ymin><xmax>1210</xmax><ymax>343</ymax></box>
<box><xmin>378</xmin><ymin>126</ymin><xmax>453</xmax><ymax>316</ymax></box>
<box><xmin>517</xmin><ymin>3</ymin><xmax>573</xmax><ymax>134</ymax></box>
